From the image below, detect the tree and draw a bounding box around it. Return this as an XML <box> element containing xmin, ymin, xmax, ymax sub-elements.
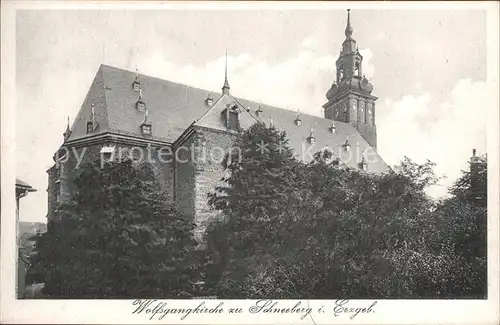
<box><xmin>434</xmin><ymin>154</ymin><xmax>488</xmax><ymax>298</ymax></box>
<box><xmin>29</xmin><ymin>159</ymin><xmax>201</xmax><ymax>298</ymax></box>
<box><xmin>206</xmin><ymin>122</ymin><xmax>480</xmax><ymax>299</ymax></box>
<box><xmin>449</xmin><ymin>154</ymin><xmax>487</xmax><ymax>206</ymax></box>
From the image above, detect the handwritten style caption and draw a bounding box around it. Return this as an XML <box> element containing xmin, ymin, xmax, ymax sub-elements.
<box><xmin>132</xmin><ymin>299</ymin><xmax>377</xmax><ymax>321</ymax></box>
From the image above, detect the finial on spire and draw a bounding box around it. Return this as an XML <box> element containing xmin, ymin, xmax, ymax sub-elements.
<box><xmin>222</xmin><ymin>48</ymin><xmax>230</xmax><ymax>94</ymax></box>
<box><xmin>345</xmin><ymin>9</ymin><xmax>353</xmax><ymax>38</ymax></box>
<box><xmin>133</xmin><ymin>68</ymin><xmax>141</xmax><ymax>91</ymax></box>
<box><xmin>63</xmin><ymin>116</ymin><xmax>71</xmax><ymax>141</ymax></box>
<box><xmin>294</xmin><ymin>109</ymin><xmax>302</xmax><ymax>126</ymax></box>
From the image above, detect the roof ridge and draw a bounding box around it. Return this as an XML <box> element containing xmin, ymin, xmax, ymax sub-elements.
<box><xmin>100</xmin><ymin>64</ymin><xmax>222</xmax><ymax>97</ymax></box>
<box><xmin>100</xmin><ymin>64</ymin><xmax>326</xmax><ymax>122</ymax></box>
<box><xmin>230</xmin><ymin>95</ymin><xmax>261</xmax><ymax>123</ymax></box>
<box><xmin>193</xmin><ymin>92</ymin><xmax>226</xmax><ymax>124</ymax></box>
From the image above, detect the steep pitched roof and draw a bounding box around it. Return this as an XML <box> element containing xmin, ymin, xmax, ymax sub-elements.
<box><xmin>67</xmin><ymin>65</ymin><xmax>216</xmax><ymax>143</ymax></box>
<box><xmin>67</xmin><ymin>68</ymin><xmax>110</xmax><ymax>142</ymax></box>
<box><xmin>67</xmin><ymin>65</ymin><xmax>388</xmax><ymax>173</ymax></box>
<box><xmin>193</xmin><ymin>93</ymin><xmax>388</xmax><ymax>173</ymax></box>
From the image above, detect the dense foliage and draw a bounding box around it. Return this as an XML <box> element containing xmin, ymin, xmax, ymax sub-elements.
<box><xmin>206</xmin><ymin>123</ymin><xmax>487</xmax><ymax>299</ymax></box>
<box><xmin>29</xmin><ymin>160</ymin><xmax>201</xmax><ymax>298</ymax></box>
<box><xmin>28</xmin><ymin>123</ymin><xmax>486</xmax><ymax>299</ymax></box>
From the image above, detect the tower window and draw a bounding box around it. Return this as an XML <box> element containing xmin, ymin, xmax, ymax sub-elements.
<box><xmin>367</xmin><ymin>103</ymin><xmax>373</xmax><ymax>125</ymax></box>
<box><xmin>359</xmin><ymin>101</ymin><xmax>366</xmax><ymax>123</ymax></box>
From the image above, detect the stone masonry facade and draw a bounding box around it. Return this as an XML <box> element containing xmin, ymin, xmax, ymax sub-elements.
<box><xmin>49</xmin><ymin>129</ymin><xmax>235</xmax><ymax>240</ymax></box>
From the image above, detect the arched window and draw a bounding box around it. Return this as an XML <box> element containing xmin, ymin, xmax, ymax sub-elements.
<box><xmin>359</xmin><ymin>101</ymin><xmax>366</xmax><ymax>123</ymax></box>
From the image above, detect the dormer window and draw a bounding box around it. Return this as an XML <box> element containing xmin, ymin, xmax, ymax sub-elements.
<box><xmin>342</xmin><ymin>137</ymin><xmax>351</xmax><ymax>152</ymax></box>
<box><xmin>133</xmin><ymin>80</ymin><xmax>141</xmax><ymax>92</ymax></box>
<box><xmin>358</xmin><ymin>157</ymin><xmax>368</xmax><ymax>171</ymax></box>
<box><xmin>205</xmin><ymin>93</ymin><xmax>214</xmax><ymax>106</ymax></box>
<box><xmin>87</xmin><ymin>103</ymin><xmax>96</xmax><ymax>134</ymax></box>
<box><xmin>87</xmin><ymin>121</ymin><xmax>94</xmax><ymax>134</ymax></box>
<box><xmin>307</xmin><ymin>127</ymin><xmax>315</xmax><ymax>144</ymax></box>
<box><xmin>141</xmin><ymin>123</ymin><xmax>152</xmax><ymax>135</ymax></box>
<box><xmin>294</xmin><ymin>111</ymin><xmax>302</xmax><ymax>126</ymax></box>
<box><xmin>137</xmin><ymin>101</ymin><xmax>146</xmax><ymax>112</ymax></box>
<box><xmin>256</xmin><ymin>104</ymin><xmax>263</xmax><ymax>117</ymax></box>
<box><xmin>329</xmin><ymin>121</ymin><xmax>336</xmax><ymax>134</ymax></box>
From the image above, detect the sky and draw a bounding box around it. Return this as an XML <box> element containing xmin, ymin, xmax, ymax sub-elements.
<box><xmin>15</xmin><ymin>8</ymin><xmax>488</xmax><ymax>222</ymax></box>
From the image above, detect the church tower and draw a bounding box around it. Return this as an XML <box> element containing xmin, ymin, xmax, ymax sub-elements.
<box><xmin>323</xmin><ymin>9</ymin><xmax>378</xmax><ymax>149</ymax></box>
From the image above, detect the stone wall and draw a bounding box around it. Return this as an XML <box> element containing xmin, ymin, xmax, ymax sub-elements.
<box><xmin>174</xmin><ymin>135</ymin><xmax>196</xmax><ymax>219</ymax></box>
<box><xmin>190</xmin><ymin>127</ymin><xmax>237</xmax><ymax>239</ymax></box>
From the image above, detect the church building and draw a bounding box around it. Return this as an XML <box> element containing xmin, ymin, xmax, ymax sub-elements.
<box><xmin>47</xmin><ymin>10</ymin><xmax>388</xmax><ymax>238</ymax></box>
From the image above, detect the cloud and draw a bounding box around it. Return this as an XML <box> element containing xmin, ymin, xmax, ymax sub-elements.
<box><xmin>358</xmin><ymin>48</ymin><xmax>375</xmax><ymax>79</ymax></box>
<box><xmin>16</xmin><ymin>24</ymin><xmax>486</xmax><ymax>224</ymax></box>
<box><xmin>378</xmin><ymin>78</ymin><xmax>487</xmax><ymax>198</ymax></box>
<box><xmin>138</xmin><ymin>46</ymin><xmax>337</xmax><ymax>116</ymax></box>
<box><xmin>376</xmin><ymin>30</ymin><xmax>387</xmax><ymax>41</ymax></box>
<box><xmin>301</xmin><ymin>37</ymin><xmax>319</xmax><ymax>49</ymax></box>
<box><xmin>136</xmin><ymin>41</ymin><xmax>372</xmax><ymax>117</ymax></box>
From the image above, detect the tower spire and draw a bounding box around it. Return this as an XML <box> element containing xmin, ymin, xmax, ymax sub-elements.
<box><xmin>345</xmin><ymin>9</ymin><xmax>353</xmax><ymax>39</ymax></box>
<box><xmin>222</xmin><ymin>48</ymin><xmax>230</xmax><ymax>94</ymax></box>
